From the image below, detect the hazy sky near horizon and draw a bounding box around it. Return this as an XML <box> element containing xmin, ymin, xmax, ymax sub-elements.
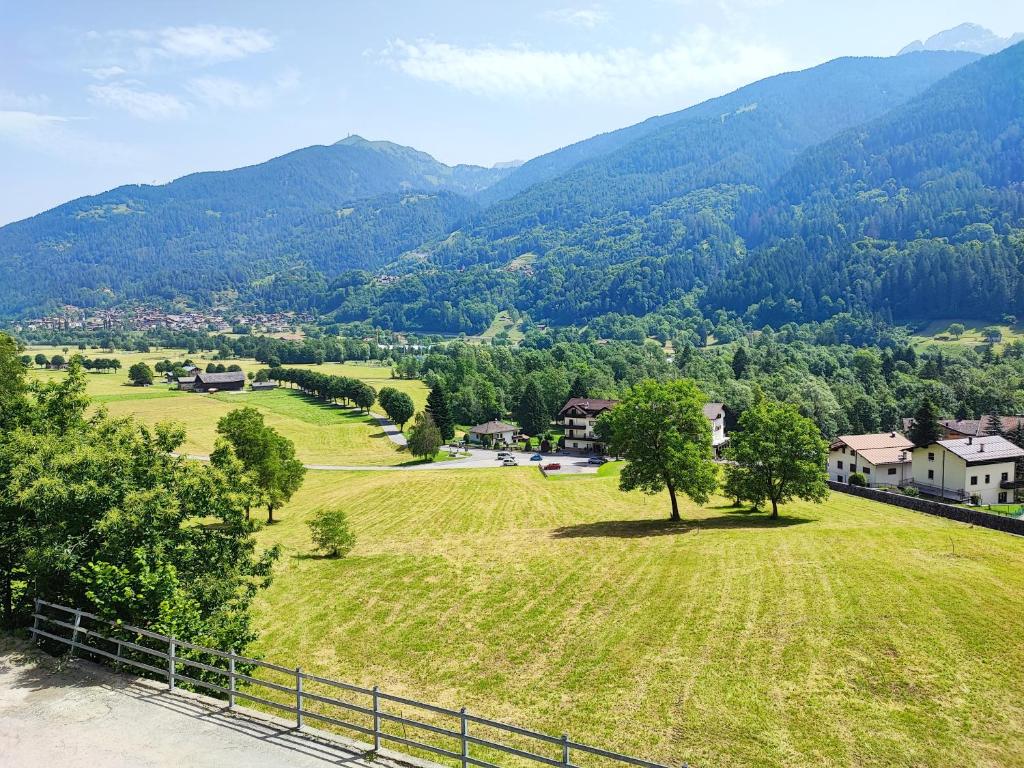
<box><xmin>3</xmin><ymin>0</ymin><xmax>1023</xmax><ymax>225</ymax></box>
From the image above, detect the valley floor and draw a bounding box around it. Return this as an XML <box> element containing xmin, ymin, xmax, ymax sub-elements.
<box><xmin>248</xmin><ymin>468</ymin><xmax>1024</xmax><ymax>768</ymax></box>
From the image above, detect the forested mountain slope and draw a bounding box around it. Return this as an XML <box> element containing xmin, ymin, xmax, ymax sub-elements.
<box><xmin>0</xmin><ymin>136</ymin><xmax>507</xmax><ymax>314</ymax></box>
<box><xmin>707</xmin><ymin>40</ymin><xmax>1024</xmax><ymax>325</ymax></box>
<box><xmin>327</xmin><ymin>51</ymin><xmax>981</xmax><ymax>330</ymax></box>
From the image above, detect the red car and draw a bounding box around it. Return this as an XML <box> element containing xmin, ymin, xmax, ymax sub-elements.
<box><xmin>543</xmin><ymin>462</ymin><xmax>561</xmax><ymax>471</ymax></box>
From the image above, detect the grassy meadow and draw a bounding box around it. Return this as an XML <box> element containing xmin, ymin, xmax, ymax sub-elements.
<box><xmin>248</xmin><ymin>468</ymin><xmax>1024</xmax><ymax>768</ymax></box>
<box><xmin>24</xmin><ymin>347</ymin><xmax>428</xmax><ymax>466</ymax></box>
<box><xmin>910</xmin><ymin>319</ymin><xmax>1024</xmax><ymax>352</ymax></box>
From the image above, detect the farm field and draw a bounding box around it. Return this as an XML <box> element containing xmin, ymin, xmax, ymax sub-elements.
<box><xmin>250</xmin><ymin>469</ymin><xmax>1024</xmax><ymax>768</ymax></box>
<box><xmin>23</xmin><ymin>347</ymin><xmax>428</xmax><ymax>466</ymax></box>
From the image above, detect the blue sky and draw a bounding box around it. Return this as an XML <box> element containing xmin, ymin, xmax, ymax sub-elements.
<box><xmin>2</xmin><ymin>0</ymin><xmax>1023</xmax><ymax>225</ymax></box>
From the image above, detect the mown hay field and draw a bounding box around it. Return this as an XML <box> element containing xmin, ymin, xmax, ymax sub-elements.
<box><xmin>250</xmin><ymin>468</ymin><xmax>1024</xmax><ymax>768</ymax></box>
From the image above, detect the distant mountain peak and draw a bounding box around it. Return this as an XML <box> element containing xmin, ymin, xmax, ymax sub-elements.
<box><xmin>900</xmin><ymin>22</ymin><xmax>1023</xmax><ymax>56</ymax></box>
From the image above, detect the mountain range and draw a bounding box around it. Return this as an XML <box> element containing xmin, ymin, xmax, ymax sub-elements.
<box><xmin>900</xmin><ymin>22</ymin><xmax>1023</xmax><ymax>56</ymax></box>
<box><xmin>2</xmin><ymin>34</ymin><xmax>1023</xmax><ymax>336</ymax></box>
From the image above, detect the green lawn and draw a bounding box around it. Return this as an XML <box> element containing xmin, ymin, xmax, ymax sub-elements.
<box><xmin>910</xmin><ymin>319</ymin><xmax>1024</xmax><ymax>352</ymax></box>
<box><xmin>248</xmin><ymin>469</ymin><xmax>1024</xmax><ymax>768</ymax></box>
<box><xmin>24</xmin><ymin>348</ymin><xmax>429</xmax><ymax>466</ymax></box>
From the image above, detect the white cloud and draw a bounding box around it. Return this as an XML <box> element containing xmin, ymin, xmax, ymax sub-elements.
<box><xmin>0</xmin><ymin>90</ymin><xmax>51</xmax><ymax>111</ymax></box>
<box><xmin>84</xmin><ymin>65</ymin><xmax>128</xmax><ymax>80</ymax></box>
<box><xmin>543</xmin><ymin>7</ymin><xmax>609</xmax><ymax>29</ymax></box>
<box><xmin>382</xmin><ymin>27</ymin><xmax>790</xmax><ymax>102</ymax></box>
<box><xmin>187</xmin><ymin>76</ymin><xmax>269</xmax><ymax>109</ymax></box>
<box><xmin>154</xmin><ymin>25</ymin><xmax>274</xmax><ymax>62</ymax></box>
<box><xmin>88</xmin><ymin>83</ymin><xmax>188</xmax><ymax>120</ymax></box>
<box><xmin>187</xmin><ymin>70</ymin><xmax>300</xmax><ymax>110</ymax></box>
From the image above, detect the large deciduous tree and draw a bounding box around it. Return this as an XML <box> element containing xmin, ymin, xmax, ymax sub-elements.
<box><xmin>407</xmin><ymin>412</ymin><xmax>442</xmax><ymax>461</ymax></box>
<box><xmin>724</xmin><ymin>396</ymin><xmax>829</xmax><ymax>518</ymax></box>
<box><xmin>378</xmin><ymin>387</ymin><xmax>415</xmax><ymax>430</ymax></box>
<box><xmin>216</xmin><ymin>407</ymin><xmax>306</xmax><ymax>523</ymax></box>
<box><xmin>128</xmin><ymin>361</ymin><xmax>154</xmax><ymax>386</ymax></box>
<box><xmin>595</xmin><ymin>379</ymin><xmax>717</xmax><ymax>521</ymax></box>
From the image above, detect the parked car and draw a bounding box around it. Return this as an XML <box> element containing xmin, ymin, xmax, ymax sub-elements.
<box><xmin>502</xmin><ymin>458</ymin><xmax>518</xmax><ymax>466</ymax></box>
<box><xmin>497</xmin><ymin>451</ymin><xmax>512</xmax><ymax>458</ymax></box>
<box><xmin>530</xmin><ymin>453</ymin><xmax>543</xmax><ymax>461</ymax></box>
<box><xmin>543</xmin><ymin>463</ymin><xmax>561</xmax><ymax>471</ymax></box>
<box><xmin>588</xmin><ymin>457</ymin><xmax>608</xmax><ymax>465</ymax></box>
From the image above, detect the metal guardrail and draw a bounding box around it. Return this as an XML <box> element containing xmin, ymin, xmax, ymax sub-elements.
<box><xmin>30</xmin><ymin>599</ymin><xmax>680</xmax><ymax>768</ymax></box>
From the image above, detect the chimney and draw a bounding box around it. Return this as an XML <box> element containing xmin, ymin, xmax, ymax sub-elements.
<box><xmin>967</xmin><ymin>436</ymin><xmax>973</xmax><ymax>445</ymax></box>
<box><xmin>890</xmin><ymin>432</ymin><xmax>896</xmax><ymax>438</ymax></box>
<box><xmin>980</xmin><ymin>443</ymin><xmax>985</xmax><ymax>453</ymax></box>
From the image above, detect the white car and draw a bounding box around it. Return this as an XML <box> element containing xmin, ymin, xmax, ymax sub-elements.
<box><xmin>502</xmin><ymin>458</ymin><xmax>518</xmax><ymax>466</ymax></box>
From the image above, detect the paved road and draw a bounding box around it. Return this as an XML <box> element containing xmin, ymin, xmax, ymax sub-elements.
<box><xmin>370</xmin><ymin>412</ymin><xmax>408</xmax><ymax>446</ymax></box>
<box><xmin>185</xmin><ymin>448</ymin><xmax>602</xmax><ymax>473</ymax></box>
<box><xmin>0</xmin><ymin>638</ymin><xmax>420</xmax><ymax>768</ymax></box>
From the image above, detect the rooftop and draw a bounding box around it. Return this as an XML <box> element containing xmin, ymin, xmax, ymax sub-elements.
<box><xmin>468</xmin><ymin>420</ymin><xmax>518</xmax><ymax>435</ymax></box>
<box><xmin>935</xmin><ymin>435</ymin><xmax>1024</xmax><ymax>463</ymax></box>
<box><xmin>196</xmin><ymin>371</ymin><xmax>246</xmax><ymax>384</ymax></box>
<box><xmin>833</xmin><ymin>432</ymin><xmax>914</xmax><ymax>451</ymax></box>
<box><xmin>558</xmin><ymin>398</ymin><xmax>618</xmax><ymax>417</ymax></box>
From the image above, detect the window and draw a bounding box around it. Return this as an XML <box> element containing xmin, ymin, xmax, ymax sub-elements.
<box><xmin>842</xmin><ymin>446</ymin><xmax>846</xmax><ymax>454</ymax></box>
<box><xmin>999</xmin><ymin>492</ymin><xmax>1008</xmax><ymax>503</ymax></box>
<box><xmin>837</xmin><ymin>460</ymin><xmax>843</xmax><ymax>469</ymax></box>
<box><xmin>837</xmin><ymin>476</ymin><xmax>844</xmax><ymax>483</ymax></box>
<box><xmin>888</xmin><ymin>467</ymin><xmax>897</xmax><ymax>475</ymax></box>
<box><xmin>1002</xmin><ymin>472</ymin><xmax>1009</xmax><ymax>482</ymax></box>
<box><xmin>928</xmin><ymin>452</ymin><xmax>935</xmax><ymax>461</ymax></box>
<box><xmin>850</xmin><ymin>465</ymin><xmax>857</xmax><ymax>473</ymax></box>
<box><xmin>863</xmin><ymin>466</ymin><xmax>871</xmax><ymax>475</ymax></box>
<box><xmin>984</xmin><ymin>474</ymin><xmax>990</xmax><ymax>484</ymax></box>
<box><xmin>928</xmin><ymin>469</ymin><xmax>935</xmax><ymax>480</ymax></box>
<box><xmin>970</xmin><ymin>476</ymin><xmax>978</xmax><ymax>486</ymax></box>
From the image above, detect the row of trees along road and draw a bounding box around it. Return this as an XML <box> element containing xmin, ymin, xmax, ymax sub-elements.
<box><xmin>0</xmin><ymin>332</ymin><xmax>295</xmax><ymax>660</ymax></box>
<box><xmin>596</xmin><ymin>380</ymin><xmax>829</xmax><ymax>520</ymax></box>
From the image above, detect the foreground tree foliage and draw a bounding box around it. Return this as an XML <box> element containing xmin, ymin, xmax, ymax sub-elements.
<box><xmin>724</xmin><ymin>396</ymin><xmax>829</xmax><ymax>518</ymax></box>
<box><xmin>595</xmin><ymin>379</ymin><xmax>717</xmax><ymax>521</ymax></box>
<box><xmin>0</xmin><ymin>334</ymin><xmax>279</xmax><ymax>654</ymax></box>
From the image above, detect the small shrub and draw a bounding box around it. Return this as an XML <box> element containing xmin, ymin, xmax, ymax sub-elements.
<box><xmin>848</xmin><ymin>472</ymin><xmax>867</xmax><ymax>487</ymax></box>
<box><xmin>308</xmin><ymin>507</ymin><xmax>357</xmax><ymax>558</ymax></box>
<box><xmin>901</xmin><ymin>486</ymin><xmax>920</xmax><ymax>497</ymax></box>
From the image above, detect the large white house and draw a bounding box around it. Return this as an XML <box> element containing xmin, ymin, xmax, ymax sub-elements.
<box><xmin>910</xmin><ymin>435</ymin><xmax>1024</xmax><ymax>505</ymax></box>
<box><xmin>556</xmin><ymin>398</ymin><xmax>728</xmax><ymax>455</ymax></box>
<box><xmin>829</xmin><ymin>432</ymin><xmax>914</xmax><ymax>486</ymax></box>
<box><xmin>556</xmin><ymin>398</ymin><xmax>618</xmax><ymax>453</ymax></box>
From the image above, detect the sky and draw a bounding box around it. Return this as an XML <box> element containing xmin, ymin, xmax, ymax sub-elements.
<box><xmin>3</xmin><ymin>0</ymin><xmax>1023</xmax><ymax>226</ymax></box>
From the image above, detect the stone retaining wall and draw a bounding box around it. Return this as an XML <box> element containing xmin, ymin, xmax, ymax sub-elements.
<box><xmin>828</xmin><ymin>481</ymin><xmax>1024</xmax><ymax>535</ymax></box>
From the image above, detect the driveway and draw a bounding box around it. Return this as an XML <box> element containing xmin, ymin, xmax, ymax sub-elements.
<box><xmin>0</xmin><ymin>638</ymin><xmax>420</xmax><ymax>768</ymax></box>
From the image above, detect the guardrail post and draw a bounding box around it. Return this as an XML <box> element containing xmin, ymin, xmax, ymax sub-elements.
<box><xmin>372</xmin><ymin>685</ymin><xmax>381</xmax><ymax>752</ymax></box>
<box><xmin>168</xmin><ymin>636</ymin><xmax>176</xmax><ymax>691</ymax></box>
<box><xmin>228</xmin><ymin>651</ymin><xmax>236</xmax><ymax>709</ymax></box>
<box><xmin>562</xmin><ymin>733</ymin><xmax>570</xmax><ymax>767</ymax></box>
<box><xmin>70</xmin><ymin>607</ymin><xmax>82</xmax><ymax>656</ymax></box>
<box><xmin>296</xmin><ymin>667</ymin><xmax>304</xmax><ymax>730</ymax></box>
<box><xmin>30</xmin><ymin>598</ymin><xmax>41</xmax><ymax>642</ymax></box>
<box><xmin>460</xmin><ymin>707</ymin><xmax>469</xmax><ymax>768</ymax></box>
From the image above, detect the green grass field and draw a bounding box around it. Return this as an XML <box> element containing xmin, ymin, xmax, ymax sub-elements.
<box><xmin>248</xmin><ymin>469</ymin><xmax>1024</xmax><ymax>768</ymax></box>
<box><xmin>24</xmin><ymin>348</ymin><xmax>429</xmax><ymax>466</ymax></box>
<box><xmin>910</xmin><ymin>319</ymin><xmax>1024</xmax><ymax>352</ymax></box>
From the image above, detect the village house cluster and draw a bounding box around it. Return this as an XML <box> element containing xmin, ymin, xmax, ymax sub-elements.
<box><xmin>465</xmin><ymin>397</ymin><xmax>730</xmax><ymax>458</ymax></box>
<box><xmin>829</xmin><ymin>418</ymin><xmax>1024</xmax><ymax>505</ymax></box>
<box><xmin>15</xmin><ymin>306</ymin><xmax>308</xmax><ymax>335</ymax></box>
